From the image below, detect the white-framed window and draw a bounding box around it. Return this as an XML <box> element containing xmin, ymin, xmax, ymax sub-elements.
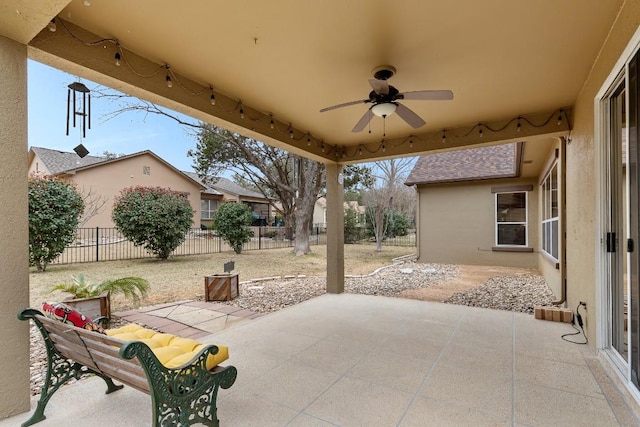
<box><xmin>200</xmin><ymin>199</ymin><xmax>217</xmax><ymax>220</ymax></box>
<box><xmin>495</xmin><ymin>191</ymin><xmax>528</xmax><ymax>246</ymax></box>
<box><xmin>541</xmin><ymin>162</ymin><xmax>559</xmax><ymax>260</ymax></box>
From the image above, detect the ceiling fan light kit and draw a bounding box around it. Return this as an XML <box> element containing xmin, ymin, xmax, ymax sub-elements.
<box><xmin>371</xmin><ymin>102</ymin><xmax>397</xmax><ymax>117</ymax></box>
<box><xmin>320</xmin><ymin>65</ymin><xmax>453</xmax><ymax>133</ymax></box>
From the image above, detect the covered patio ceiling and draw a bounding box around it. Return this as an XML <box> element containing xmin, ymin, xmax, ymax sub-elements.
<box><xmin>0</xmin><ymin>0</ymin><xmax>622</xmax><ymax>164</ymax></box>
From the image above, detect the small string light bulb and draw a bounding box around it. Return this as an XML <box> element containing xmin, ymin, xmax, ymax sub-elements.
<box><xmin>48</xmin><ymin>19</ymin><xmax>56</xmax><ymax>32</ymax></box>
<box><xmin>359</xmin><ymin>146</ymin><xmax>363</xmax><ymax>155</ymax></box>
<box><xmin>442</xmin><ymin>130</ymin><xmax>446</xmax><ymax>144</ymax></box>
<box><xmin>321</xmin><ymin>143</ymin><xmax>325</xmax><ymax>153</ymax></box>
<box><xmin>409</xmin><ymin>138</ymin><xmax>414</xmax><ymax>148</ymax></box>
<box><xmin>289</xmin><ymin>129</ymin><xmax>294</xmax><ymax>139</ymax></box>
<box><xmin>270</xmin><ymin>118</ymin><xmax>275</xmax><ymax>129</ymax></box>
<box><xmin>478</xmin><ymin>126</ymin><xmax>483</xmax><ymax>137</ymax></box>
<box><xmin>83</xmin><ymin>0</ymin><xmax>91</xmax><ymax>6</ymax></box>
<box><xmin>557</xmin><ymin>111</ymin><xmax>563</xmax><ymax>125</ymax></box>
<box><xmin>239</xmin><ymin>107</ymin><xmax>245</xmax><ymax>119</ymax></box>
<box><xmin>209</xmin><ymin>88</ymin><xmax>216</xmax><ymax>106</ymax></box>
<box><xmin>381</xmin><ymin>144</ymin><xmax>386</xmax><ymax>152</ymax></box>
<box><xmin>165</xmin><ymin>66</ymin><xmax>173</xmax><ymax>88</ymax></box>
<box><xmin>307</xmin><ymin>135</ymin><xmax>311</xmax><ymax>146</ymax></box>
<box><xmin>114</xmin><ymin>52</ymin><xmax>121</xmax><ymax>67</ymax></box>
<box><xmin>516</xmin><ymin>118</ymin><xmax>521</xmax><ymax>132</ymax></box>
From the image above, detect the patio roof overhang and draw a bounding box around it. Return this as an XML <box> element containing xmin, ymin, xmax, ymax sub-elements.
<box><xmin>1</xmin><ymin>0</ymin><xmax>621</xmax><ymax>166</ymax></box>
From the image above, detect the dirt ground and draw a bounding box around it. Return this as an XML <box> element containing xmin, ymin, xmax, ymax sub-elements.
<box><xmin>400</xmin><ymin>264</ymin><xmax>540</xmax><ymax>302</ymax></box>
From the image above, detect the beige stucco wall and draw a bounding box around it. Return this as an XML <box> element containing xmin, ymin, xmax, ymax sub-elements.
<box><xmin>565</xmin><ymin>0</ymin><xmax>640</xmax><ymax>346</ymax></box>
<box><xmin>416</xmin><ymin>178</ymin><xmax>539</xmax><ymax>270</ymax></box>
<box><xmin>27</xmin><ymin>153</ymin><xmax>51</xmax><ymax>175</ymax></box>
<box><xmin>0</xmin><ymin>36</ymin><xmax>30</xmax><ymax>417</ymax></box>
<box><xmin>60</xmin><ymin>154</ymin><xmax>202</xmax><ymax>228</ymax></box>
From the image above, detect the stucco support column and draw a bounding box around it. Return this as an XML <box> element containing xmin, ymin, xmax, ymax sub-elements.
<box><xmin>326</xmin><ymin>164</ymin><xmax>345</xmax><ymax>293</ymax></box>
<box><xmin>0</xmin><ymin>36</ymin><xmax>30</xmax><ymax>419</ymax></box>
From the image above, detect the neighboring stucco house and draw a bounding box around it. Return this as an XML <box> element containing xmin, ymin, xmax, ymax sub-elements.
<box><xmin>313</xmin><ymin>197</ymin><xmax>365</xmax><ymax>227</ymax></box>
<box><xmin>184</xmin><ymin>173</ymin><xmax>273</xmax><ymax>226</ymax></box>
<box><xmin>405</xmin><ymin>141</ymin><xmax>563</xmax><ymax>297</ymax></box>
<box><xmin>28</xmin><ymin>147</ymin><xmax>206</xmax><ymax>228</ymax></box>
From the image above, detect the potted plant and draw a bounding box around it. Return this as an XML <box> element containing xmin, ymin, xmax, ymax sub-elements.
<box><xmin>50</xmin><ymin>274</ymin><xmax>150</xmax><ymax>319</ymax></box>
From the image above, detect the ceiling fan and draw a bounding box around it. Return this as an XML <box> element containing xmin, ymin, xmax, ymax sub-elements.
<box><xmin>320</xmin><ymin>65</ymin><xmax>453</xmax><ymax>132</ymax></box>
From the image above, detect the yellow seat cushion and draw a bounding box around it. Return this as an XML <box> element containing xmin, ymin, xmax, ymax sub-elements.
<box><xmin>106</xmin><ymin>324</ymin><xmax>229</xmax><ymax>370</ymax></box>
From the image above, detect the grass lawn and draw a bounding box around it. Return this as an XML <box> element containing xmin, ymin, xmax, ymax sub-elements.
<box><xmin>31</xmin><ymin>244</ymin><xmax>415</xmax><ymax>311</ymax></box>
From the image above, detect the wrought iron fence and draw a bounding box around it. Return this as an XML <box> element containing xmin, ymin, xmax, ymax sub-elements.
<box><xmin>49</xmin><ymin>225</ymin><xmax>415</xmax><ymax>265</ymax></box>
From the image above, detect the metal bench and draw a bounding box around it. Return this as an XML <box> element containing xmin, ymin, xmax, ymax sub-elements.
<box><xmin>18</xmin><ymin>308</ymin><xmax>237</xmax><ymax>427</ymax></box>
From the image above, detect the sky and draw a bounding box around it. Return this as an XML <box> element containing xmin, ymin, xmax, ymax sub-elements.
<box><xmin>27</xmin><ymin>60</ymin><xmax>414</xmax><ymax>181</ymax></box>
<box><xmin>28</xmin><ymin>60</ymin><xmax>199</xmax><ymax>172</ymax></box>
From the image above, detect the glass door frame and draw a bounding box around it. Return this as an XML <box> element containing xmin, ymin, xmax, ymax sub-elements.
<box><xmin>596</xmin><ymin>35</ymin><xmax>640</xmax><ymax>397</ymax></box>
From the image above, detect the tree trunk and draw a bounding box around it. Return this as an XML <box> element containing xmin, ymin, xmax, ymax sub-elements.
<box><xmin>374</xmin><ymin>206</ymin><xmax>385</xmax><ymax>252</ymax></box>
<box><xmin>292</xmin><ymin>160</ymin><xmax>324</xmax><ymax>256</ymax></box>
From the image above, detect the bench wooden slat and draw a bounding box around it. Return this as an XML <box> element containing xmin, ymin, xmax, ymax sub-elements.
<box><xmin>97</xmin><ymin>365</ymin><xmax>150</xmax><ymax>393</ymax></box>
<box><xmin>47</xmin><ymin>339</ymin><xmax>99</xmax><ymax>371</ymax></box>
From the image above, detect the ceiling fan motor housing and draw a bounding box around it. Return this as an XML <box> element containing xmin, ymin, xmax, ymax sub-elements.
<box><xmin>369</xmin><ymin>86</ymin><xmax>399</xmax><ymax>103</ymax></box>
<box><xmin>372</xmin><ymin>65</ymin><xmax>397</xmax><ymax>80</ymax></box>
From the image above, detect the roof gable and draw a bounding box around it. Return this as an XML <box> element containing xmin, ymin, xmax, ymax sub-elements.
<box><xmin>405</xmin><ymin>143</ymin><xmax>522</xmax><ymax>185</ymax></box>
<box><xmin>30</xmin><ymin>146</ymin><xmax>104</xmax><ymax>174</ymax></box>
<box><xmin>182</xmin><ymin>172</ymin><xmax>223</xmax><ymax>196</ymax></box>
<box><xmin>209</xmin><ymin>177</ymin><xmax>266</xmax><ymax>199</ymax></box>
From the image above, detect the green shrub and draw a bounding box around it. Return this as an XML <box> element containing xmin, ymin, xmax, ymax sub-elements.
<box><xmin>29</xmin><ymin>175</ymin><xmax>84</xmax><ymax>271</ymax></box>
<box><xmin>387</xmin><ymin>209</ymin><xmax>410</xmax><ymax>237</ymax></box>
<box><xmin>212</xmin><ymin>202</ymin><xmax>253</xmax><ymax>254</ymax></box>
<box><xmin>112</xmin><ymin>186</ymin><xmax>193</xmax><ymax>259</ymax></box>
<box><xmin>344</xmin><ymin>208</ymin><xmax>361</xmax><ymax>244</ymax></box>
<box><xmin>365</xmin><ymin>208</ymin><xmax>410</xmax><ymax>239</ymax></box>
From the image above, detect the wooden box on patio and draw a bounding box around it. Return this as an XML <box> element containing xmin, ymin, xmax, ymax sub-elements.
<box><xmin>204</xmin><ymin>273</ymin><xmax>240</xmax><ymax>301</ymax></box>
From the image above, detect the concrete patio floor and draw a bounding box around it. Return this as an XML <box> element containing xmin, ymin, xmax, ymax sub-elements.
<box><xmin>3</xmin><ymin>293</ymin><xmax>640</xmax><ymax>426</ymax></box>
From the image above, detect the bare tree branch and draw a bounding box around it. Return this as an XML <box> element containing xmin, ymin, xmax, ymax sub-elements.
<box><xmin>77</xmin><ymin>186</ymin><xmax>108</xmax><ymax>227</ymax></box>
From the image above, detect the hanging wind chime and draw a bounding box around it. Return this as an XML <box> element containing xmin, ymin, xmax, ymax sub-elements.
<box><xmin>66</xmin><ymin>81</ymin><xmax>91</xmax><ymax>158</ymax></box>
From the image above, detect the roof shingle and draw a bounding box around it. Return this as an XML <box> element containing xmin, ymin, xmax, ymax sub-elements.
<box><xmin>405</xmin><ymin>143</ymin><xmax>521</xmax><ymax>185</ymax></box>
<box><xmin>31</xmin><ymin>146</ymin><xmax>104</xmax><ymax>174</ymax></box>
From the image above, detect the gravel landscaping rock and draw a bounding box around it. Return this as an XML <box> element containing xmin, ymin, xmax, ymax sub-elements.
<box><xmin>443</xmin><ymin>273</ymin><xmax>554</xmax><ymax>313</ymax></box>
<box><xmin>214</xmin><ymin>262</ymin><xmax>460</xmax><ymax>313</ymax></box>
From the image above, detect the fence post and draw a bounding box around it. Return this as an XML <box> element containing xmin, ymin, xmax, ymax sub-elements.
<box><xmin>95</xmin><ymin>226</ymin><xmax>99</xmax><ymax>262</ymax></box>
<box><xmin>259</xmin><ymin>227</ymin><xmax>262</xmax><ymax>250</ymax></box>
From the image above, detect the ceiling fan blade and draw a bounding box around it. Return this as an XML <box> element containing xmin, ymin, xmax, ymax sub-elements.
<box><xmin>395</xmin><ymin>103</ymin><xmax>426</xmax><ymax>128</ymax></box>
<box><xmin>351</xmin><ymin>109</ymin><xmax>373</xmax><ymax>132</ymax></box>
<box><xmin>320</xmin><ymin>99</ymin><xmax>370</xmax><ymax>113</ymax></box>
<box><xmin>398</xmin><ymin>90</ymin><xmax>454</xmax><ymax>101</ymax></box>
<box><xmin>369</xmin><ymin>79</ymin><xmax>389</xmax><ymax>95</ymax></box>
